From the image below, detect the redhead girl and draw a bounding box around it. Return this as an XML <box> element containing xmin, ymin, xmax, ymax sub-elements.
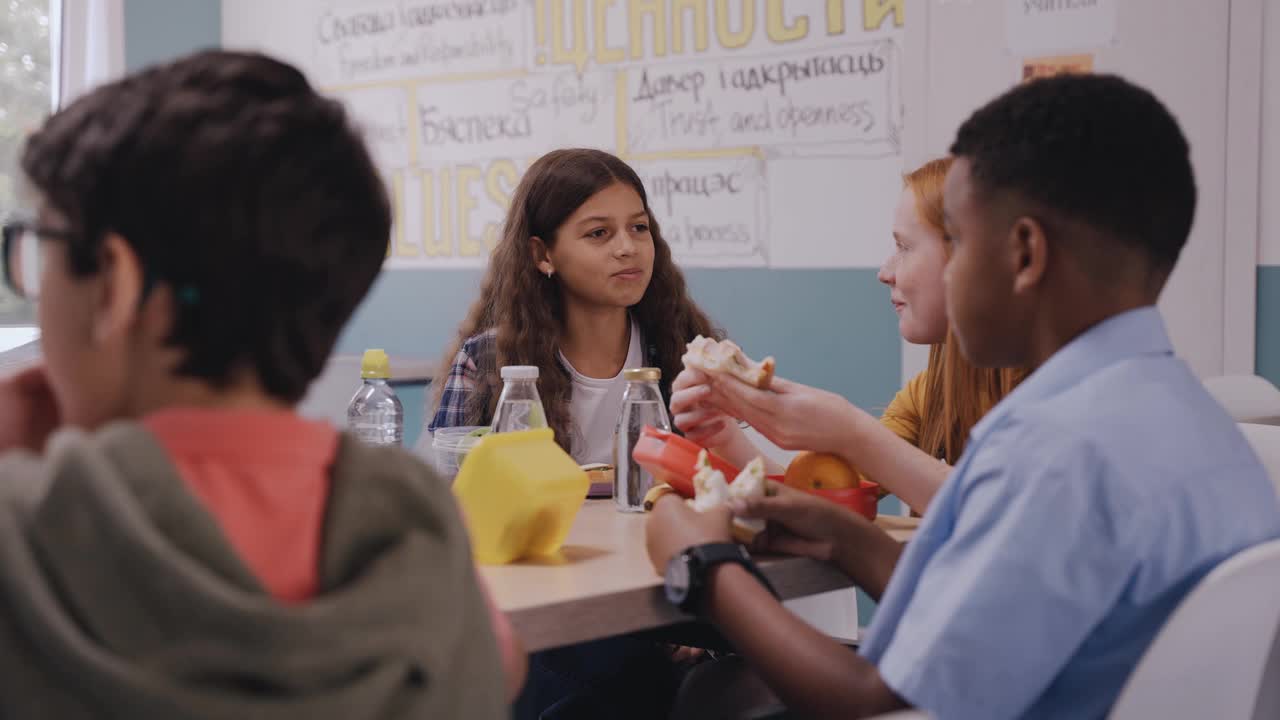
<box><xmin>672</xmin><ymin>157</ymin><xmax>1027</xmax><ymax>514</ymax></box>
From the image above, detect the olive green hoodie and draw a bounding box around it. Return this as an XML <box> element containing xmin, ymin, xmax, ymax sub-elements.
<box><xmin>0</xmin><ymin>423</ymin><xmax>507</xmax><ymax>719</ymax></box>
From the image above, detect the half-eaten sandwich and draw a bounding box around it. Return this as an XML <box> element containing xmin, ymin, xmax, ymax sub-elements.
<box><xmin>682</xmin><ymin>335</ymin><xmax>775</xmax><ymax>390</ymax></box>
<box><xmin>688</xmin><ymin>450</ymin><xmax>768</xmax><ymax>543</ymax></box>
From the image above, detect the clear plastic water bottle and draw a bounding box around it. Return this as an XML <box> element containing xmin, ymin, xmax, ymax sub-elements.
<box><xmin>346</xmin><ymin>349</ymin><xmax>404</xmax><ymax>447</ymax></box>
<box><xmin>615</xmin><ymin>368</ymin><xmax>671</xmax><ymax>512</ymax></box>
<box><xmin>491</xmin><ymin>366</ymin><xmax>548</xmax><ymax>433</ymax></box>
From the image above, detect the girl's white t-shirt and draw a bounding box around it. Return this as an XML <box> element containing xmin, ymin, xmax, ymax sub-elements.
<box><xmin>558</xmin><ymin>319</ymin><xmax>643</xmax><ymax>466</ymax></box>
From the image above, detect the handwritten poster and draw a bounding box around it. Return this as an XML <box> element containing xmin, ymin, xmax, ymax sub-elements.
<box><xmin>311</xmin><ymin>0</ymin><xmax>906</xmax><ymax>269</ymax></box>
<box><xmin>1005</xmin><ymin>0</ymin><xmax>1117</xmax><ymax>56</ymax></box>
<box><xmin>634</xmin><ymin>154</ymin><xmax>767</xmax><ymax>265</ymax></box>
<box><xmin>625</xmin><ymin>41</ymin><xmax>895</xmax><ymax>154</ymax></box>
<box><xmin>314</xmin><ymin>1</ymin><xmax>527</xmax><ymax>82</ymax></box>
<box><xmin>335</xmin><ymin>85</ymin><xmax>415</xmax><ymax>168</ymax></box>
<box><xmin>416</xmin><ymin>70</ymin><xmax>617</xmax><ymax>164</ymax></box>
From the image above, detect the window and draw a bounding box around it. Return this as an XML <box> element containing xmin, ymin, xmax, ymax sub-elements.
<box><xmin>0</xmin><ymin>0</ymin><xmax>56</xmax><ymax>343</ymax></box>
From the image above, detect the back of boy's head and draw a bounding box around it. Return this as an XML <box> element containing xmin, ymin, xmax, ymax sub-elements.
<box><xmin>21</xmin><ymin>50</ymin><xmax>390</xmax><ymax>403</ymax></box>
<box><xmin>950</xmin><ymin>73</ymin><xmax>1196</xmax><ymax>276</ymax></box>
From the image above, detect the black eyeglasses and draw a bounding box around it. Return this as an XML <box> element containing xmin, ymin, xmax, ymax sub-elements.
<box><xmin>1</xmin><ymin>220</ymin><xmax>77</xmax><ymax>301</ymax></box>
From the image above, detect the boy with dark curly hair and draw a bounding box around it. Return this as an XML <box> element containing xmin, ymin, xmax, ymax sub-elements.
<box><xmin>0</xmin><ymin>49</ymin><xmax>521</xmax><ymax>719</ymax></box>
<box><xmin>646</xmin><ymin>74</ymin><xmax>1280</xmax><ymax>719</ymax></box>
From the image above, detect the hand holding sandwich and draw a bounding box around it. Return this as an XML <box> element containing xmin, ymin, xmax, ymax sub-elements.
<box><xmin>730</xmin><ymin>483</ymin><xmax>903</xmax><ymax>602</ymax></box>
<box><xmin>697</xmin><ymin>372</ymin><xmax>865</xmax><ymax>458</ymax></box>
<box><xmin>645</xmin><ymin>497</ymin><xmax>734</xmax><ymax>575</ymax></box>
<box><xmin>673</xmin><ymin>335</ymin><xmax>866</xmax><ymax>466</ymax></box>
<box><xmin>670</xmin><ymin>335</ymin><xmax>949</xmax><ymax>514</ymax></box>
<box><xmin>669</xmin><ymin>367</ymin><xmax>745</xmax><ymax>450</ymax></box>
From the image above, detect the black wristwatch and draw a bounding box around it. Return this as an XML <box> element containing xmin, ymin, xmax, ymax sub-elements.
<box><xmin>664</xmin><ymin>543</ymin><xmax>778</xmax><ymax>615</ymax></box>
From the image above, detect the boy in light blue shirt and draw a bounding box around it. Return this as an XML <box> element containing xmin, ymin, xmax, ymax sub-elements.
<box><xmin>645</xmin><ymin>74</ymin><xmax>1280</xmax><ymax>718</ymax></box>
<box><xmin>857</xmin><ymin>303</ymin><xmax>1275</xmax><ymax>719</ymax></box>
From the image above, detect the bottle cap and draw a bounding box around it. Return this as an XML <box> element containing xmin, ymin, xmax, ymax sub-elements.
<box><xmin>623</xmin><ymin>368</ymin><xmax>661</xmax><ymax>382</ymax></box>
<box><xmin>360</xmin><ymin>349</ymin><xmax>391</xmax><ymax>379</ymax></box>
<box><xmin>500</xmin><ymin>365</ymin><xmax>540</xmax><ymax>381</ymax></box>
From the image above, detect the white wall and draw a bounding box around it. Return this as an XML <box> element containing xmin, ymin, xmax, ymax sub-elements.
<box><xmin>902</xmin><ymin>0</ymin><xmax>1264</xmax><ymax>381</ymax></box>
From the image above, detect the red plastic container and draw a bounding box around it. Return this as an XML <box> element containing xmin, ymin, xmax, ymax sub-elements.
<box><xmin>632</xmin><ymin>426</ymin><xmax>739</xmax><ymax>498</ymax></box>
<box><xmin>769</xmin><ymin>475</ymin><xmax>879</xmax><ymax>521</ymax></box>
<box><xmin>633</xmin><ymin>426</ymin><xmax>879</xmax><ymax>521</ymax></box>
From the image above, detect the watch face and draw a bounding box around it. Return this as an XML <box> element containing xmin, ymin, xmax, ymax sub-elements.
<box><xmin>664</xmin><ymin>553</ymin><xmax>691</xmax><ymax>606</ymax></box>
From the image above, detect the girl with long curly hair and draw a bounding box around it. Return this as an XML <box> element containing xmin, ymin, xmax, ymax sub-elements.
<box><xmin>428</xmin><ymin>148</ymin><xmax>719</xmax><ymax>467</ymax></box>
<box><xmin>428</xmin><ymin>148</ymin><xmax>719</xmax><ymax>720</ymax></box>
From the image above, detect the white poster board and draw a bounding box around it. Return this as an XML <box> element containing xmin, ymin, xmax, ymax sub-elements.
<box><xmin>1004</xmin><ymin>0</ymin><xmax>1117</xmax><ymax>55</ymax></box>
<box><xmin>224</xmin><ymin>0</ymin><xmax>907</xmax><ymax>269</ymax></box>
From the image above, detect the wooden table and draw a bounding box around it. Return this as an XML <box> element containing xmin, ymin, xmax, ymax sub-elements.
<box><xmin>481</xmin><ymin>500</ymin><xmax>918</xmax><ymax>652</ymax></box>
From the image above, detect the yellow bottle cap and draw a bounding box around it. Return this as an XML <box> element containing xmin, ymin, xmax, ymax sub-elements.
<box><xmin>623</xmin><ymin>368</ymin><xmax>661</xmax><ymax>382</ymax></box>
<box><xmin>360</xmin><ymin>349</ymin><xmax>391</xmax><ymax>379</ymax></box>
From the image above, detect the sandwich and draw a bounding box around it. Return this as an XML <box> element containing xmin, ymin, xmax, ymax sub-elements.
<box><xmin>687</xmin><ymin>450</ymin><xmax>768</xmax><ymax>543</ymax></box>
<box><xmin>682</xmin><ymin>335</ymin><xmax>775</xmax><ymax>390</ymax></box>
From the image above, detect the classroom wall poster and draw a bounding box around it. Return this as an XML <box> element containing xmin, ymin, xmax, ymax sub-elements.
<box><xmin>312</xmin><ymin>0</ymin><xmax>906</xmax><ymax>269</ymax></box>
<box><xmin>1004</xmin><ymin>0</ymin><xmax>1117</xmax><ymax>57</ymax></box>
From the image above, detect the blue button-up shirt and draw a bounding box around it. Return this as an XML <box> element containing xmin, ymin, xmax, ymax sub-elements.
<box><xmin>860</xmin><ymin>307</ymin><xmax>1280</xmax><ymax>719</ymax></box>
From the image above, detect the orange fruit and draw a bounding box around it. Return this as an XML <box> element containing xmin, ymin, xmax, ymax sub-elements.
<box><xmin>784</xmin><ymin>451</ymin><xmax>858</xmax><ymax>490</ymax></box>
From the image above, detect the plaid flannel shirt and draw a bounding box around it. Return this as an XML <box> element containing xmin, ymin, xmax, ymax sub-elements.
<box><xmin>427</xmin><ymin>328</ymin><xmax>666</xmax><ymax>434</ymax></box>
<box><xmin>428</xmin><ymin>330</ymin><xmax>497</xmax><ymax>433</ymax></box>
